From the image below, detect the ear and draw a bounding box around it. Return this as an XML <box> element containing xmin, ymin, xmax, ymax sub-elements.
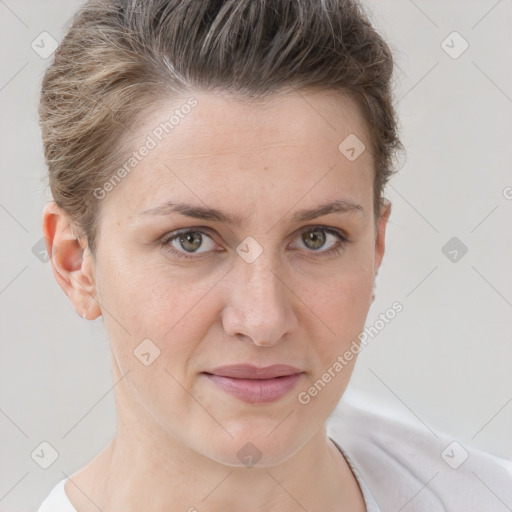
<box><xmin>374</xmin><ymin>198</ymin><xmax>392</xmax><ymax>276</ymax></box>
<box><xmin>42</xmin><ymin>201</ymin><xmax>102</xmax><ymax>320</ymax></box>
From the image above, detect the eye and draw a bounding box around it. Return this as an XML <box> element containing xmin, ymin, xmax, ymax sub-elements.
<box><xmin>161</xmin><ymin>229</ymin><xmax>218</xmax><ymax>259</ymax></box>
<box><xmin>160</xmin><ymin>226</ymin><xmax>349</xmax><ymax>260</ymax></box>
<box><xmin>291</xmin><ymin>226</ymin><xmax>349</xmax><ymax>256</ymax></box>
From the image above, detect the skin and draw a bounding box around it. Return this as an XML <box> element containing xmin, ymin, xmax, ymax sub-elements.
<box><xmin>43</xmin><ymin>88</ymin><xmax>391</xmax><ymax>512</ymax></box>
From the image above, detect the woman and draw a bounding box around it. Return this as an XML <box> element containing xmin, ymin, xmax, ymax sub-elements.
<box><xmin>36</xmin><ymin>0</ymin><xmax>511</xmax><ymax>510</ymax></box>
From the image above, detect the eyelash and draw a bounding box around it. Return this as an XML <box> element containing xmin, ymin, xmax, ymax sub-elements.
<box><xmin>160</xmin><ymin>226</ymin><xmax>350</xmax><ymax>260</ymax></box>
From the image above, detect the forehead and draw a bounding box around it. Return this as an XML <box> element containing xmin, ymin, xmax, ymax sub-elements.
<box><xmin>153</xmin><ymin>89</ymin><xmax>368</xmax><ymax>153</ymax></box>
<box><xmin>105</xmin><ymin>89</ymin><xmax>374</xmax><ymax>220</ymax></box>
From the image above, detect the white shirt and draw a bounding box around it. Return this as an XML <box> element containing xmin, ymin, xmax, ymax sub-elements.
<box><xmin>36</xmin><ymin>390</ymin><xmax>512</xmax><ymax>512</ymax></box>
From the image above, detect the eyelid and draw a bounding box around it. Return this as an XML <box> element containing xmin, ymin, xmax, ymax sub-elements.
<box><xmin>295</xmin><ymin>224</ymin><xmax>348</xmax><ymax>240</ymax></box>
<box><xmin>162</xmin><ymin>227</ymin><xmax>215</xmax><ymax>241</ymax></box>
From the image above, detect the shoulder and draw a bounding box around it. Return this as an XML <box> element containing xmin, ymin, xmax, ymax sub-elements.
<box><xmin>36</xmin><ymin>478</ymin><xmax>77</xmax><ymax>512</ymax></box>
<box><xmin>327</xmin><ymin>388</ymin><xmax>512</xmax><ymax>512</ymax></box>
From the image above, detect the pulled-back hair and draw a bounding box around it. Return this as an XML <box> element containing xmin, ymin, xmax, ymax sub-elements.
<box><xmin>39</xmin><ymin>0</ymin><xmax>402</xmax><ymax>256</ymax></box>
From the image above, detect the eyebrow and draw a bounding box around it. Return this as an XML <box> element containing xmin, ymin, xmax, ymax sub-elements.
<box><xmin>139</xmin><ymin>198</ymin><xmax>364</xmax><ymax>225</ymax></box>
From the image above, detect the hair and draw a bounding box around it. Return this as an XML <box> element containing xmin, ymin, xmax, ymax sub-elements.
<box><xmin>39</xmin><ymin>0</ymin><xmax>402</xmax><ymax>256</ymax></box>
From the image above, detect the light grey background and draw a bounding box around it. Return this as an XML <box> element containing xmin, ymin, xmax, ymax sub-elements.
<box><xmin>1</xmin><ymin>1</ymin><xmax>511</xmax><ymax>510</ymax></box>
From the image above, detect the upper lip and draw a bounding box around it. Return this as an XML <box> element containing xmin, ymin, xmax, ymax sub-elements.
<box><xmin>204</xmin><ymin>364</ymin><xmax>303</xmax><ymax>379</ymax></box>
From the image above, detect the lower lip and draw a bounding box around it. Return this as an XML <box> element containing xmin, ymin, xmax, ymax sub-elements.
<box><xmin>204</xmin><ymin>373</ymin><xmax>304</xmax><ymax>403</ymax></box>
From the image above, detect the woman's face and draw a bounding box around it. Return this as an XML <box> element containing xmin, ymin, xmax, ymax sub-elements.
<box><xmin>76</xmin><ymin>89</ymin><xmax>390</xmax><ymax>466</ymax></box>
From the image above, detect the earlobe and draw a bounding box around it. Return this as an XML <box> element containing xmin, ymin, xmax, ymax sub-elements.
<box><xmin>42</xmin><ymin>202</ymin><xmax>102</xmax><ymax>320</ymax></box>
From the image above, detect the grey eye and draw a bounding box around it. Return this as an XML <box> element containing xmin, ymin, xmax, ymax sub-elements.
<box><xmin>296</xmin><ymin>228</ymin><xmax>341</xmax><ymax>252</ymax></box>
<box><xmin>170</xmin><ymin>231</ymin><xmax>215</xmax><ymax>253</ymax></box>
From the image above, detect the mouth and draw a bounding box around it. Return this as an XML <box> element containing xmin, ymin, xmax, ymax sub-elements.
<box><xmin>202</xmin><ymin>364</ymin><xmax>304</xmax><ymax>404</ymax></box>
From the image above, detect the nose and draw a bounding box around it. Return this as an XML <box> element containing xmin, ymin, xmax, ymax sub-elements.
<box><xmin>221</xmin><ymin>252</ymin><xmax>299</xmax><ymax>347</ymax></box>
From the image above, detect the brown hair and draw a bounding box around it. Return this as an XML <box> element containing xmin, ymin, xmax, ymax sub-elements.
<box><xmin>39</xmin><ymin>0</ymin><xmax>402</xmax><ymax>256</ymax></box>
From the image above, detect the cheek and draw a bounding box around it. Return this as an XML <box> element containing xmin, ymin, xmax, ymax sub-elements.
<box><xmin>297</xmin><ymin>251</ymin><xmax>375</xmax><ymax>375</ymax></box>
<box><xmin>95</xmin><ymin>257</ymin><xmax>219</xmax><ymax>368</ymax></box>
<box><xmin>298</xmin><ymin>248</ymin><xmax>374</xmax><ymax>327</ymax></box>
<box><xmin>297</xmin><ymin>266</ymin><xmax>374</xmax><ymax>404</ymax></box>
<box><xmin>317</xmin><ymin>277</ymin><xmax>373</xmax><ymax>361</ymax></box>
<box><xmin>96</xmin><ymin>248</ymin><xmax>207</xmax><ymax>329</ymax></box>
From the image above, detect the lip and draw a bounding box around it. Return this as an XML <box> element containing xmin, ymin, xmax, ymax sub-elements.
<box><xmin>203</xmin><ymin>364</ymin><xmax>304</xmax><ymax>403</ymax></box>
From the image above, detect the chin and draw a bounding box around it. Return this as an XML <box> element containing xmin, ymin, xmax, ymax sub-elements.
<box><xmin>195</xmin><ymin>420</ymin><xmax>310</xmax><ymax>469</ymax></box>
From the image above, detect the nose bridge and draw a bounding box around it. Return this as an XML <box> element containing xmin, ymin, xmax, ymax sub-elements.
<box><xmin>244</xmin><ymin>251</ymin><xmax>281</xmax><ymax>299</ymax></box>
<box><xmin>235</xmin><ymin>234</ymin><xmax>283</xmax><ymax>293</ymax></box>
<box><xmin>222</xmin><ymin>243</ymin><xmax>297</xmax><ymax>346</ymax></box>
